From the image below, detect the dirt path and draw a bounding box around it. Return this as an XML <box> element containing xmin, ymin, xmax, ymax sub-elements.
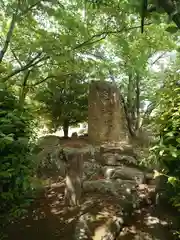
<box><xmin>4</xmin><ymin>182</ymin><xmax>178</xmax><ymax>240</ymax></box>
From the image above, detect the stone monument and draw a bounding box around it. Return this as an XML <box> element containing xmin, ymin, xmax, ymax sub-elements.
<box><xmin>88</xmin><ymin>80</ymin><xmax>129</xmax><ymax>144</ymax></box>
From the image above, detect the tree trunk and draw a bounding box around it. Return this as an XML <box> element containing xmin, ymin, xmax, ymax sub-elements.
<box><xmin>135</xmin><ymin>74</ymin><xmax>141</xmax><ymax>133</ymax></box>
<box><xmin>0</xmin><ymin>10</ymin><xmax>18</xmax><ymax>63</ymax></box>
<box><xmin>126</xmin><ymin>72</ymin><xmax>136</xmax><ymax>136</ymax></box>
<box><xmin>19</xmin><ymin>70</ymin><xmax>30</xmax><ymax>107</ymax></box>
<box><xmin>63</xmin><ymin>120</ymin><xmax>69</xmax><ymax>138</ymax></box>
<box><xmin>122</xmin><ymin>97</ymin><xmax>135</xmax><ymax>137</ymax></box>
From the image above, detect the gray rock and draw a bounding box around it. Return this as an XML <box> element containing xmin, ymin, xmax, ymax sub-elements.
<box><xmin>101</xmin><ymin>153</ymin><xmax>117</xmax><ymax>165</ymax></box>
<box><xmin>100</xmin><ymin>143</ymin><xmax>137</xmax><ymax>159</ymax></box>
<box><xmin>115</xmin><ymin>154</ymin><xmax>137</xmax><ymax>165</ymax></box>
<box><xmin>103</xmin><ymin>166</ymin><xmax>116</xmax><ymax>179</ymax></box>
<box><xmin>111</xmin><ymin>166</ymin><xmax>145</xmax><ymax>183</ymax></box>
<box><xmin>82</xmin><ymin>179</ymin><xmax>137</xmax><ymax>201</ymax></box>
<box><xmin>83</xmin><ymin>161</ymin><xmax>102</xmax><ymax>180</ymax></box>
<box><xmin>100</xmin><ymin>152</ymin><xmax>137</xmax><ymax>167</ymax></box>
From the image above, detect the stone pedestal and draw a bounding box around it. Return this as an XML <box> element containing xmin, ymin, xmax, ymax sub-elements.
<box><xmin>88</xmin><ymin>81</ymin><xmax>129</xmax><ymax>144</ymax></box>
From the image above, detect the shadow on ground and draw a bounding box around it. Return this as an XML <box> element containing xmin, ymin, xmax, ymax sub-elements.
<box><xmin>4</xmin><ymin>181</ymin><xmax>179</xmax><ymax>240</ymax></box>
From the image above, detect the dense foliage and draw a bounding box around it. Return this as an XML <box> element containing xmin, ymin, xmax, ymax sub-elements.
<box><xmin>35</xmin><ymin>74</ymin><xmax>88</xmax><ymax>136</ymax></box>
<box><xmin>150</xmin><ymin>67</ymin><xmax>180</xmax><ymax>212</ymax></box>
<box><xmin>154</xmin><ymin>77</ymin><xmax>180</xmax><ymax>175</ymax></box>
<box><xmin>0</xmin><ymin>85</ymin><xmax>36</xmax><ymax>227</ymax></box>
<box><xmin>0</xmin><ymin>0</ymin><xmax>180</xmax><ymax>234</ymax></box>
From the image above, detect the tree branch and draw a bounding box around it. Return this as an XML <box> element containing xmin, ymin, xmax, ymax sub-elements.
<box><xmin>31</xmin><ymin>75</ymin><xmax>56</xmax><ymax>86</ymax></box>
<box><xmin>22</xmin><ymin>0</ymin><xmax>42</xmax><ymax>15</ymax></box>
<box><xmin>0</xmin><ymin>1</ymin><xmax>20</xmax><ymax>63</ymax></box>
<box><xmin>0</xmin><ymin>0</ymin><xmax>50</xmax><ymax>64</ymax></box>
<box><xmin>2</xmin><ymin>52</ymin><xmax>49</xmax><ymax>82</ymax></box>
<box><xmin>22</xmin><ymin>70</ymin><xmax>31</xmax><ymax>87</ymax></box>
<box><xmin>74</xmin><ymin>23</ymin><xmax>152</xmax><ymax>49</ymax></box>
<box><xmin>30</xmin><ymin>72</ymin><xmax>80</xmax><ymax>87</ymax></box>
<box><xmin>11</xmin><ymin>48</ymin><xmax>23</xmax><ymax>67</ymax></box>
<box><xmin>3</xmin><ymin>23</ymin><xmax>151</xmax><ymax>83</ymax></box>
<box><xmin>151</xmin><ymin>52</ymin><xmax>167</xmax><ymax>65</ymax></box>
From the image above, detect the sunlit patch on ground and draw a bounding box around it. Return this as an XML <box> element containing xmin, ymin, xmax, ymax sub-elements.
<box><xmin>4</xmin><ymin>180</ymin><xmax>178</xmax><ymax>240</ymax></box>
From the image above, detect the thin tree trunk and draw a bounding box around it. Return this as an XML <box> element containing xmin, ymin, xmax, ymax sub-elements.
<box><xmin>63</xmin><ymin>120</ymin><xmax>69</xmax><ymax>138</ymax></box>
<box><xmin>126</xmin><ymin>72</ymin><xmax>136</xmax><ymax>136</ymax></box>
<box><xmin>120</xmin><ymin>91</ymin><xmax>135</xmax><ymax>137</ymax></box>
<box><xmin>19</xmin><ymin>70</ymin><xmax>31</xmax><ymax>107</ymax></box>
<box><xmin>0</xmin><ymin>4</ymin><xmax>19</xmax><ymax>63</ymax></box>
<box><xmin>135</xmin><ymin>74</ymin><xmax>141</xmax><ymax>133</ymax></box>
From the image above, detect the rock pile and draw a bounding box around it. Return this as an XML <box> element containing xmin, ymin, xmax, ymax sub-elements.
<box><xmin>74</xmin><ymin>142</ymin><xmax>155</xmax><ymax>240</ymax></box>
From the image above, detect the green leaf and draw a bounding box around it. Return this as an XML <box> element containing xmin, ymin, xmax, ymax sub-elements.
<box><xmin>159</xmin><ymin>149</ymin><xmax>164</xmax><ymax>156</ymax></box>
<box><xmin>165</xmin><ymin>132</ymin><xmax>174</xmax><ymax>137</ymax></box>
<box><xmin>0</xmin><ymin>171</ymin><xmax>12</xmax><ymax>177</ymax></box>
<box><xmin>168</xmin><ymin>176</ymin><xmax>177</xmax><ymax>186</ymax></box>
<box><xmin>165</xmin><ymin>26</ymin><xmax>179</xmax><ymax>34</ymax></box>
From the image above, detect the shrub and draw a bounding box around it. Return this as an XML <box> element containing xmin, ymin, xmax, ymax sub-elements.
<box><xmin>150</xmin><ymin>73</ymin><xmax>180</xmax><ymax>213</ymax></box>
<box><xmin>0</xmin><ymin>85</ymin><xmax>36</xmax><ymax>226</ymax></box>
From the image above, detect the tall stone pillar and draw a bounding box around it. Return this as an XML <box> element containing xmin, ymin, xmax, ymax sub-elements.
<box><xmin>88</xmin><ymin>81</ymin><xmax>129</xmax><ymax>144</ymax></box>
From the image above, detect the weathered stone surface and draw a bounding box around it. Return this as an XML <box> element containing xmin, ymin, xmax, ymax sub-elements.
<box><xmin>88</xmin><ymin>81</ymin><xmax>129</xmax><ymax>144</ymax></box>
<box><xmin>100</xmin><ymin>153</ymin><xmax>137</xmax><ymax>166</ymax></box>
<box><xmin>82</xmin><ymin>179</ymin><xmax>137</xmax><ymax>200</ymax></box>
<box><xmin>100</xmin><ymin>142</ymin><xmax>137</xmax><ymax>158</ymax></box>
<box><xmin>83</xmin><ymin>160</ymin><xmax>102</xmax><ymax>180</ymax></box>
<box><xmin>100</xmin><ymin>153</ymin><xmax>117</xmax><ymax>165</ymax></box>
<box><xmin>111</xmin><ymin>166</ymin><xmax>145</xmax><ymax>183</ymax></box>
<box><xmin>103</xmin><ymin>166</ymin><xmax>116</xmax><ymax>179</ymax></box>
<box><xmin>62</xmin><ymin>145</ymin><xmax>95</xmax><ymax>163</ymax></box>
<box><xmin>74</xmin><ymin>178</ymin><xmax>142</xmax><ymax>240</ymax></box>
<box><xmin>115</xmin><ymin>154</ymin><xmax>137</xmax><ymax>165</ymax></box>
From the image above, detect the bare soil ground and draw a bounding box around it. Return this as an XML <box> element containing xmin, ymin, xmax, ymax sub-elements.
<box><xmin>4</xmin><ymin>182</ymin><xmax>178</xmax><ymax>240</ymax></box>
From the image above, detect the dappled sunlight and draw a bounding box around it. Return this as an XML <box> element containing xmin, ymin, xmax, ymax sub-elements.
<box><xmin>144</xmin><ymin>214</ymin><xmax>168</xmax><ymax>227</ymax></box>
<box><xmin>4</xmin><ymin>178</ymin><xmax>178</xmax><ymax>240</ymax></box>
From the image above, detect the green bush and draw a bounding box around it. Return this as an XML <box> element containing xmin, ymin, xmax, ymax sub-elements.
<box><xmin>152</xmin><ymin>77</ymin><xmax>180</xmax><ymax>175</ymax></box>
<box><xmin>0</xmin><ymin>86</ymin><xmax>36</xmax><ymax>226</ymax></box>
<box><xmin>150</xmin><ymin>74</ymin><xmax>180</xmax><ymax>212</ymax></box>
